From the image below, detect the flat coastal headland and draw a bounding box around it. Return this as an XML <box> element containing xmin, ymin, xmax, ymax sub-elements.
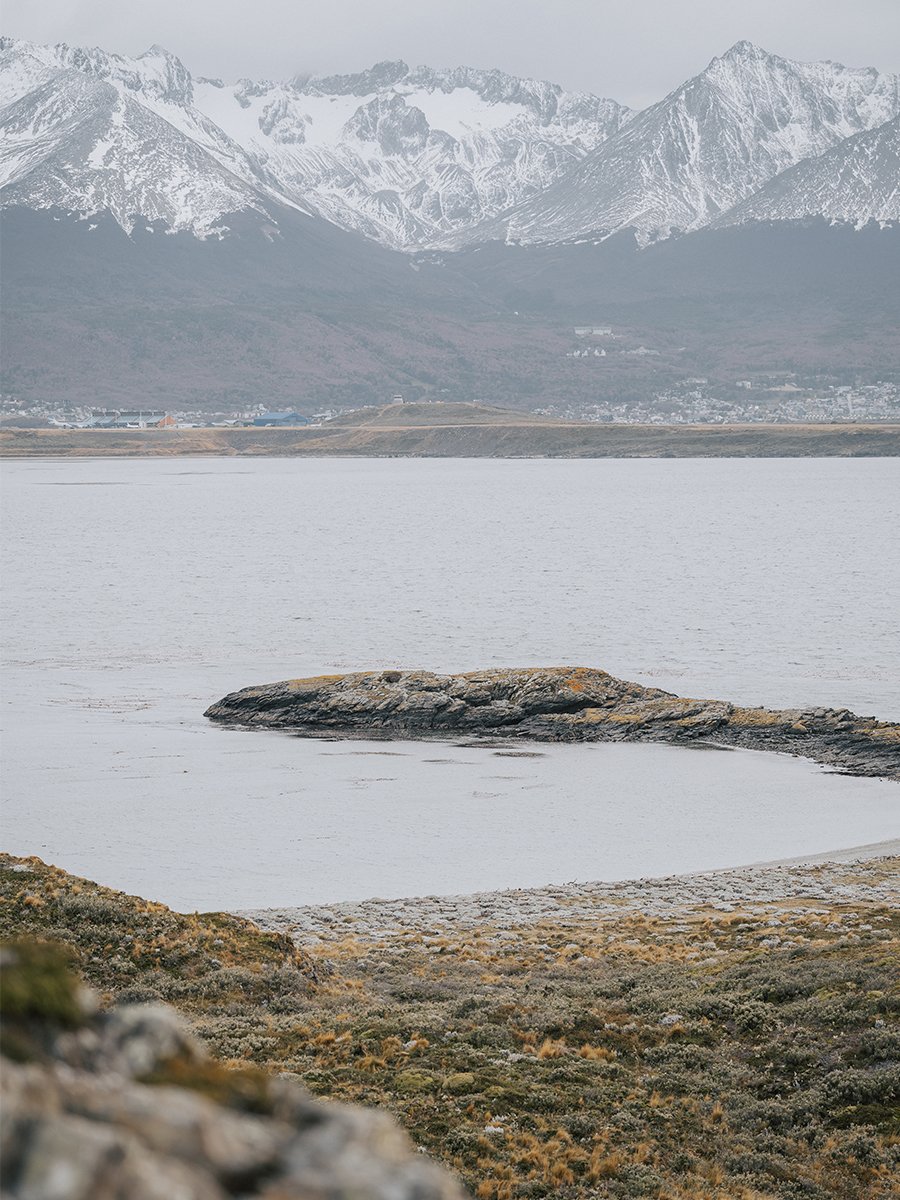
<box><xmin>4</xmin><ymin>403</ymin><xmax>900</xmax><ymax>458</ymax></box>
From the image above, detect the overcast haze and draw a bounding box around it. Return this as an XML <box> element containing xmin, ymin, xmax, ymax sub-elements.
<box><xmin>3</xmin><ymin>0</ymin><xmax>899</xmax><ymax>108</ymax></box>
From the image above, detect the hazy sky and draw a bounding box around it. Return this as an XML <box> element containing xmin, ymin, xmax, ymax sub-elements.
<box><xmin>4</xmin><ymin>0</ymin><xmax>898</xmax><ymax>108</ymax></box>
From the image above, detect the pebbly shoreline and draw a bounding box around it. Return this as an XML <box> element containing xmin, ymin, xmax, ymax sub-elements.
<box><xmin>237</xmin><ymin>843</ymin><xmax>899</xmax><ymax>948</ymax></box>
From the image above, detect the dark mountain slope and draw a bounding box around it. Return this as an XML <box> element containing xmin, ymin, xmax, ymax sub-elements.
<box><xmin>0</xmin><ymin>205</ymin><xmax>573</xmax><ymax>410</ymax></box>
<box><xmin>3</xmin><ymin>208</ymin><xmax>899</xmax><ymax>412</ymax></box>
<box><xmin>443</xmin><ymin>220</ymin><xmax>900</xmax><ymax>381</ymax></box>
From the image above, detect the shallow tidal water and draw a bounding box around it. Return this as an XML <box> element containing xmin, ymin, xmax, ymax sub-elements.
<box><xmin>2</xmin><ymin>456</ymin><xmax>898</xmax><ymax>911</ymax></box>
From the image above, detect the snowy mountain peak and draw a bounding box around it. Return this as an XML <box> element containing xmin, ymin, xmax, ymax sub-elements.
<box><xmin>472</xmin><ymin>43</ymin><xmax>900</xmax><ymax>247</ymax></box>
<box><xmin>0</xmin><ymin>36</ymin><xmax>196</xmax><ymax>106</ymax></box>
<box><xmin>0</xmin><ymin>36</ymin><xmax>280</xmax><ymax>235</ymax></box>
<box><xmin>132</xmin><ymin>44</ymin><xmax>194</xmax><ymax>104</ymax></box>
<box><xmin>1</xmin><ymin>35</ymin><xmax>897</xmax><ymax>250</ymax></box>
<box><xmin>718</xmin><ymin>39</ymin><xmax>770</xmax><ymax>62</ymax></box>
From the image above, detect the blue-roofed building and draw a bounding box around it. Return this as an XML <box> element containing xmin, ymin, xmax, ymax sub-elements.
<box><xmin>252</xmin><ymin>412</ymin><xmax>309</xmax><ymax>427</ymax></box>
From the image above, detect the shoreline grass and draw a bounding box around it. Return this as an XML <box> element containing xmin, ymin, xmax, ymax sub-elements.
<box><xmin>2</xmin><ymin>851</ymin><xmax>898</xmax><ymax>1198</ymax></box>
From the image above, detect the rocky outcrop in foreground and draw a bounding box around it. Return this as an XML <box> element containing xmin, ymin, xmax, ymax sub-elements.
<box><xmin>1</xmin><ymin>943</ymin><xmax>467</xmax><ymax>1200</ymax></box>
<box><xmin>206</xmin><ymin>667</ymin><xmax>900</xmax><ymax>780</ymax></box>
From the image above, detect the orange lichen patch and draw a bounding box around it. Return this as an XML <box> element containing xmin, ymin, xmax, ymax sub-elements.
<box><xmin>571</xmin><ymin>707</ymin><xmax>610</xmax><ymax>723</ymax></box>
<box><xmin>563</xmin><ymin>669</ymin><xmax>596</xmax><ymax>692</ymax></box>
<box><xmin>728</xmin><ymin>707</ymin><xmax>786</xmax><ymax>726</ymax></box>
<box><xmin>287</xmin><ymin>674</ymin><xmax>346</xmax><ymax>687</ymax></box>
<box><xmin>868</xmin><ymin>725</ymin><xmax>900</xmax><ymax>742</ymax></box>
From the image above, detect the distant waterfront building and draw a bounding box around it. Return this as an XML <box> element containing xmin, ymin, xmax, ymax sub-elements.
<box><xmin>116</xmin><ymin>410</ymin><xmax>167</xmax><ymax>428</ymax></box>
<box><xmin>86</xmin><ymin>409</ymin><xmax>170</xmax><ymax>429</ymax></box>
<box><xmin>252</xmin><ymin>412</ymin><xmax>309</xmax><ymax>427</ymax></box>
<box><xmin>574</xmin><ymin>326</ymin><xmax>613</xmax><ymax>337</ymax></box>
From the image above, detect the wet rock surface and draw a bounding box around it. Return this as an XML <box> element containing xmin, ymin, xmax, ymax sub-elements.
<box><xmin>206</xmin><ymin>667</ymin><xmax>900</xmax><ymax>780</ymax></box>
<box><xmin>0</xmin><ymin>950</ymin><xmax>468</xmax><ymax>1200</ymax></box>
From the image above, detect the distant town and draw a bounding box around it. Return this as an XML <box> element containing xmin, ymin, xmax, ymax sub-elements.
<box><xmin>540</xmin><ymin>378</ymin><xmax>900</xmax><ymax>425</ymax></box>
<box><xmin>0</xmin><ymin>402</ymin><xmax>339</xmax><ymax>430</ymax></box>
<box><xmin>2</xmin><ymin>378</ymin><xmax>899</xmax><ymax>429</ymax></box>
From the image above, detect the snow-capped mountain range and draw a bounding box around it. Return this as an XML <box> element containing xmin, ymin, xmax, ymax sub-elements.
<box><xmin>0</xmin><ymin>34</ymin><xmax>898</xmax><ymax>248</ymax></box>
<box><xmin>0</xmin><ymin>36</ymin><xmax>630</xmax><ymax>244</ymax></box>
<box><xmin>481</xmin><ymin>41</ymin><xmax>899</xmax><ymax>246</ymax></box>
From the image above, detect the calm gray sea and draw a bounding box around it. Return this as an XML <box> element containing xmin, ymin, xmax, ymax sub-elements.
<box><xmin>2</xmin><ymin>456</ymin><xmax>898</xmax><ymax>909</ymax></box>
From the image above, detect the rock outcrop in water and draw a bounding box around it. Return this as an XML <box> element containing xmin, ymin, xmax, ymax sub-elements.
<box><xmin>205</xmin><ymin>667</ymin><xmax>900</xmax><ymax>780</ymax></box>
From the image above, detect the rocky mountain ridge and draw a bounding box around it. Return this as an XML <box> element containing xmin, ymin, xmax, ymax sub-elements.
<box><xmin>477</xmin><ymin>40</ymin><xmax>900</xmax><ymax>246</ymax></box>
<box><xmin>0</xmin><ymin>35</ymin><xmax>629</xmax><ymax>245</ymax></box>
<box><xmin>713</xmin><ymin>113</ymin><xmax>900</xmax><ymax>229</ymax></box>
<box><xmin>1</xmin><ymin>34</ymin><xmax>897</xmax><ymax>247</ymax></box>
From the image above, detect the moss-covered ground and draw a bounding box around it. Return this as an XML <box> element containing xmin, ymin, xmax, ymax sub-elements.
<box><xmin>2</xmin><ymin>852</ymin><xmax>897</xmax><ymax>1199</ymax></box>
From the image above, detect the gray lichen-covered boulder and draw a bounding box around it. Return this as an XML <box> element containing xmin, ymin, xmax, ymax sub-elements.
<box><xmin>205</xmin><ymin>666</ymin><xmax>900</xmax><ymax>779</ymax></box>
<box><xmin>0</xmin><ymin>944</ymin><xmax>469</xmax><ymax>1200</ymax></box>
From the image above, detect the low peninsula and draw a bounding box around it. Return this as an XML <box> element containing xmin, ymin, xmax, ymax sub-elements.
<box><xmin>3</xmin><ymin>403</ymin><xmax>900</xmax><ymax>459</ymax></box>
<box><xmin>205</xmin><ymin>667</ymin><xmax>900</xmax><ymax>781</ymax></box>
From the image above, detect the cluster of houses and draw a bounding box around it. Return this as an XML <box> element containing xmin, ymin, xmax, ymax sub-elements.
<box><xmin>80</xmin><ymin>409</ymin><xmax>310</xmax><ymax>429</ymax></box>
<box><xmin>540</xmin><ymin>378</ymin><xmax>900</xmax><ymax>424</ymax></box>
<box><xmin>568</xmin><ymin>324</ymin><xmax>662</xmax><ymax>360</ymax></box>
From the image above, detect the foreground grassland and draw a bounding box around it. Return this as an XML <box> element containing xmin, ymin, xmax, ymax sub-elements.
<box><xmin>2</xmin><ymin>852</ymin><xmax>898</xmax><ymax>1199</ymax></box>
